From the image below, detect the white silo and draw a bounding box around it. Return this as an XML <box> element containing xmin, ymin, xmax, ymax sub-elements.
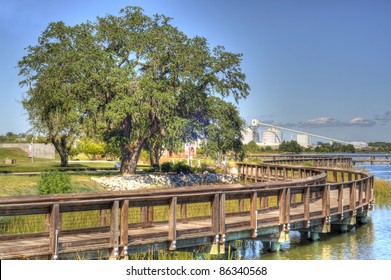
<box><xmin>242</xmin><ymin>127</ymin><xmax>254</xmax><ymax>144</ymax></box>
<box><xmin>242</xmin><ymin>127</ymin><xmax>260</xmax><ymax>144</ymax></box>
<box><xmin>261</xmin><ymin>127</ymin><xmax>283</xmax><ymax>146</ymax></box>
<box><xmin>297</xmin><ymin>134</ymin><xmax>309</xmax><ymax>148</ymax></box>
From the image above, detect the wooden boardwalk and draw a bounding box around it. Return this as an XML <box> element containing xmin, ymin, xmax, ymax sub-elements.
<box><xmin>0</xmin><ymin>158</ymin><xmax>374</xmax><ymax>260</ymax></box>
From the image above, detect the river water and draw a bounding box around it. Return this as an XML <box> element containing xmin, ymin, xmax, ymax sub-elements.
<box><xmin>239</xmin><ymin>163</ymin><xmax>391</xmax><ymax>260</ymax></box>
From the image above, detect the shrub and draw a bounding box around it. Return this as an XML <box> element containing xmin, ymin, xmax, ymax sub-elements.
<box><xmin>37</xmin><ymin>171</ymin><xmax>73</xmax><ymax>194</ymax></box>
<box><xmin>303</xmin><ymin>161</ymin><xmax>315</xmax><ymax>167</ymax></box>
<box><xmin>161</xmin><ymin>162</ymin><xmax>174</xmax><ymax>172</ymax></box>
<box><xmin>173</xmin><ymin>161</ymin><xmax>191</xmax><ymax>174</ymax></box>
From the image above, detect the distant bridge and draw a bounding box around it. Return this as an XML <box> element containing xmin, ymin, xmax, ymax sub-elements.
<box><xmin>245</xmin><ymin>153</ymin><xmax>391</xmax><ymax>165</ymax></box>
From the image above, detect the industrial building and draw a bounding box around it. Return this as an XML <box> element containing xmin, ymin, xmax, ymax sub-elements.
<box><xmin>260</xmin><ymin>127</ymin><xmax>283</xmax><ymax>148</ymax></box>
<box><xmin>297</xmin><ymin>134</ymin><xmax>310</xmax><ymax>148</ymax></box>
<box><xmin>241</xmin><ymin>127</ymin><xmax>259</xmax><ymax>144</ymax></box>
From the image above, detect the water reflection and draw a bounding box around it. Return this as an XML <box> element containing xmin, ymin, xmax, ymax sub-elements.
<box><xmin>234</xmin><ymin>163</ymin><xmax>391</xmax><ymax>260</ymax></box>
<box><xmin>237</xmin><ymin>207</ymin><xmax>390</xmax><ymax>260</ymax></box>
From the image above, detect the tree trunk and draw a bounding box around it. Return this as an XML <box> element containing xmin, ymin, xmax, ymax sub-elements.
<box><xmin>119</xmin><ymin>113</ymin><xmax>160</xmax><ymax>174</ymax></box>
<box><xmin>120</xmin><ymin>140</ymin><xmax>146</xmax><ymax>174</ymax></box>
<box><xmin>149</xmin><ymin>148</ymin><xmax>155</xmax><ymax>167</ymax></box>
<box><xmin>51</xmin><ymin>136</ymin><xmax>69</xmax><ymax>167</ymax></box>
<box><xmin>153</xmin><ymin>147</ymin><xmax>162</xmax><ymax>167</ymax></box>
<box><xmin>60</xmin><ymin>152</ymin><xmax>69</xmax><ymax>167</ymax></box>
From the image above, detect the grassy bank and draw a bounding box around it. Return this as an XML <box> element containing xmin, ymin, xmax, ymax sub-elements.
<box><xmin>0</xmin><ymin>174</ymin><xmax>107</xmax><ymax>196</ymax></box>
<box><xmin>0</xmin><ymin>148</ymin><xmax>120</xmax><ymax>173</ymax></box>
<box><xmin>374</xmin><ymin>178</ymin><xmax>391</xmax><ymax>206</ymax></box>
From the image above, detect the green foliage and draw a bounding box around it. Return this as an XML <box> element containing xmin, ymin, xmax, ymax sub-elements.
<box><xmin>173</xmin><ymin>161</ymin><xmax>192</xmax><ymax>174</ymax></box>
<box><xmin>18</xmin><ymin>21</ymin><xmax>100</xmax><ymax>166</ymax></box>
<box><xmin>314</xmin><ymin>143</ymin><xmax>356</xmax><ymax>153</ymax></box>
<box><xmin>201</xmin><ymin>97</ymin><xmax>245</xmax><ymax>164</ymax></box>
<box><xmin>279</xmin><ymin>141</ymin><xmax>303</xmax><ymax>154</ymax></box>
<box><xmin>303</xmin><ymin>161</ymin><xmax>315</xmax><ymax>167</ymax></box>
<box><xmin>79</xmin><ymin>139</ymin><xmax>105</xmax><ymax>160</ymax></box>
<box><xmin>243</xmin><ymin>141</ymin><xmax>262</xmax><ymax>154</ymax></box>
<box><xmin>19</xmin><ymin>6</ymin><xmax>250</xmax><ymax>174</ymax></box>
<box><xmin>37</xmin><ymin>171</ymin><xmax>73</xmax><ymax>194</ymax></box>
<box><xmin>368</xmin><ymin>142</ymin><xmax>391</xmax><ymax>152</ymax></box>
<box><xmin>374</xmin><ymin>179</ymin><xmax>391</xmax><ymax>206</ymax></box>
<box><xmin>161</xmin><ymin>162</ymin><xmax>174</xmax><ymax>172</ymax></box>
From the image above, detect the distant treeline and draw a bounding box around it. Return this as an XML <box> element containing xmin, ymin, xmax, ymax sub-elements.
<box><xmin>0</xmin><ymin>132</ymin><xmax>46</xmax><ymax>143</ymax></box>
<box><xmin>367</xmin><ymin>142</ymin><xmax>391</xmax><ymax>152</ymax></box>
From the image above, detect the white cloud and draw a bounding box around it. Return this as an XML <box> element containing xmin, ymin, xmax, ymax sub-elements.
<box><xmin>347</xmin><ymin>117</ymin><xmax>375</xmax><ymax>127</ymax></box>
<box><xmin>297</xmin><ymin>116</ymin><xmax>376</xmax><ymax>128</ymax></box>
<box><xmin>299</xmin><ymin>117</ymin><xmax>341</xmax><ymax>127</ymax></box>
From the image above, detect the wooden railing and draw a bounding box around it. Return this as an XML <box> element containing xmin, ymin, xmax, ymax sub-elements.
<box><xmin>261</xmin><ymin>156</ymin><xmax>353</xmax><ymax>168</ymax></box>
<box><xmin>0</xmin><ymin>159</ymin><xmax>374</xmax><ymax>260</ymax></box>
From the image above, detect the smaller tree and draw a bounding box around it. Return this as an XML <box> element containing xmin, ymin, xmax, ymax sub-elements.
<box><xmin>79</xmin><ymin>139</ymin><xmax>105</xmax><ymax>160</ymax></box>
<box><xmin>279</xmin><ymin>140</ymin><xmax>303</xmax><ymax>154</ymax></box>
<box><xmin>243</xmin><ymin>141</ymin><xmax>261</xmax><ymax>154</ymax></box>
<box><xmin>202</xmin><ymin>98</ymin><xmax>245</xmax><ymax>167</ymax></box>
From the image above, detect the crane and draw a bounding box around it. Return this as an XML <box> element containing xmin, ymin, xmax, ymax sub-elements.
<box><xmin>251</xmin><ymin>119</ymin><xmax>367</xmax><ymax>148</ymax></box>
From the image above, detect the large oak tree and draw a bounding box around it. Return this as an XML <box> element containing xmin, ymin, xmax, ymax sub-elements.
<box><xmin>19</xmin><ymin>6</ymin><xmax>250</xmax><ymax>173</ymax></box>
<box><xmin>18</xmin><ymin>22</ymin><xmax>103</xmax><ymax>166</ymax></box>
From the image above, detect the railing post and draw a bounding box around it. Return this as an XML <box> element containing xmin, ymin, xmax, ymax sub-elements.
<box><xmin>250</xmin><ymin>192</ymin><xmax>258</xmax><ymax>238</ymax></box>
<box><xmin>141</xmin><ymin>206</ymin><xmax>154</xmax><ymax>227</ymax></box>
<box><xmin>180</xmin><ymin>204</ymin><xmax>188</xmax><ymax>222</ymax></box>
<box><xmin>371</xmin><ymin>176</ymin><xmax>375</xmax><ymax>205</ymax></box>
<box><xmin>48</xmin><ymin>203</ymin><xmax>60</xmax><ymax>260</ymax></box>
<box><xmin>267</xmin><ymin>165</ymin><xmax>271</xmax><ymax>181</ymax></box>
<box><xmin>211</xmin><ymin>194</ymin><xmax>220</xmax><ymax>243</ymax></box>
<box><xmin>99</xmin><ymin>209</ymin><xmax>107</xmax><ymax>226</ymax></box>
<box><xmin>322</xmin><ymin>185</ymin><xmax>331</xmax><ymax>232</ymax></box>
<box><xmin>349</xmin><ymin>181</ymin><xmax>358</xmax><ymax>225</ymax></box>
<box><xmin>110</xmin><ymin>200</ymin><xmax>119</xmax><ymax>258</ymax></box>
<box><xmin>350</xmin><ymin>182</ymin><xmax>357</xmax><ymax>214</ymax></box>
<box><xmin>358</xmin><ymin>180</ymin><xmax>363</xmax><ymax>209</ymax></box>
<box><xmin>285</xmin><ymin>188</ymin><xmax>290</xmax><ymax>231</ymax></box>
<box><xmin>365</xmin><ymin>178</ymin><xmax>371</xmax><ymax>205</ymax></box>
<box><xmin>278</xmin><ymin>189</ymin><xmax>286</xmax><ymax>226</ymax></box>
<box><xmin>303</xmin><ymin>187</ymin><xmax>310</xmax><ymax>228</ymax></box>
<box><xmin>168</xmin><ymin>197</ymin><xmax>177</xmax><ymax>250</ymax></box>
<box><xmin>260</xmin><ymin>194</ymin><xmax>268</xmax><ymax>209</ymax></box>
<box><xmin>120</xmin><ymin>200</ymin><xmax>129</xmax><ymax>257</ymax></box>
<box><xmin>338</xmin><ymin>183</ymin><xmax>344</xmax><ymax>220</ymax></box>
<box><xmin>278</xmin><ymin>188</ymin><xmax>290</xmax><ymax>242</ymax></box>
<box><xmin>219</xmin><ymin>193</ymin><xmax>226</xmax><ymax>244</ymax></box>
<box><xmin>333</xmin><ymin>171</ymin><xmax>338</xmax><ymax>183</ymax></box>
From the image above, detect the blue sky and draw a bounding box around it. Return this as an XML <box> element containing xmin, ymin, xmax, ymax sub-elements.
<box><xmin>1</xmin><ymin>0</ymin><xmax>391</xmax><ymax>143</ymax></box>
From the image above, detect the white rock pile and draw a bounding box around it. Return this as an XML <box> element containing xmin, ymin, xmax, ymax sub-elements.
<box><xmin>92</xmin><ymin>172</ymin><xmax>239</xmax><ymax>191</ymax></box>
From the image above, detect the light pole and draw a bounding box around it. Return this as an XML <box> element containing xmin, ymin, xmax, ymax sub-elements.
<box><xmin>30</xmin><ymin>136</ymin><xmax>37</xmax><ymax>163</ymax></box>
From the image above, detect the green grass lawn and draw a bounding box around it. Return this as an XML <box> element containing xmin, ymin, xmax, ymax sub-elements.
<box><xmin>0</xmin><ymin>147</ymin><xmax>156</xmax><ymax>196</ymax></box>
<box><xmin>0</xmin><ymin>174</ymin><xmax>108</xmax><ymax>196</ymax></box>
<box><xmin>0</xmin><ymin>148</ymin><xmax>114</xmax><ymax>196</ymax></box>
<box><xmin>0</xmin><ymin>148</ymin><xmax>118</xmax><ymax>173</ymax></box>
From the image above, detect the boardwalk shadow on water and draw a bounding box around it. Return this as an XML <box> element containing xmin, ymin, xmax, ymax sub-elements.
<box><xmin>240</xmin><ymin>206</ymin><xmax>390</xmax><ymax>260</ymax></box>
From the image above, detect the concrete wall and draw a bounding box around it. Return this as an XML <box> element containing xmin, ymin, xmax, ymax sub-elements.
<box><xmin>0</xmin><ymin>143</ymin><xmax>56</xmax><ymax>159</ymax></box>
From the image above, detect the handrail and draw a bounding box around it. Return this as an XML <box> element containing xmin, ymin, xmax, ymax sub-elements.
<box><xmin>0</xmin><ymin>157</ymin><xmax>374</xmax><ymax>260</ymax></box>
